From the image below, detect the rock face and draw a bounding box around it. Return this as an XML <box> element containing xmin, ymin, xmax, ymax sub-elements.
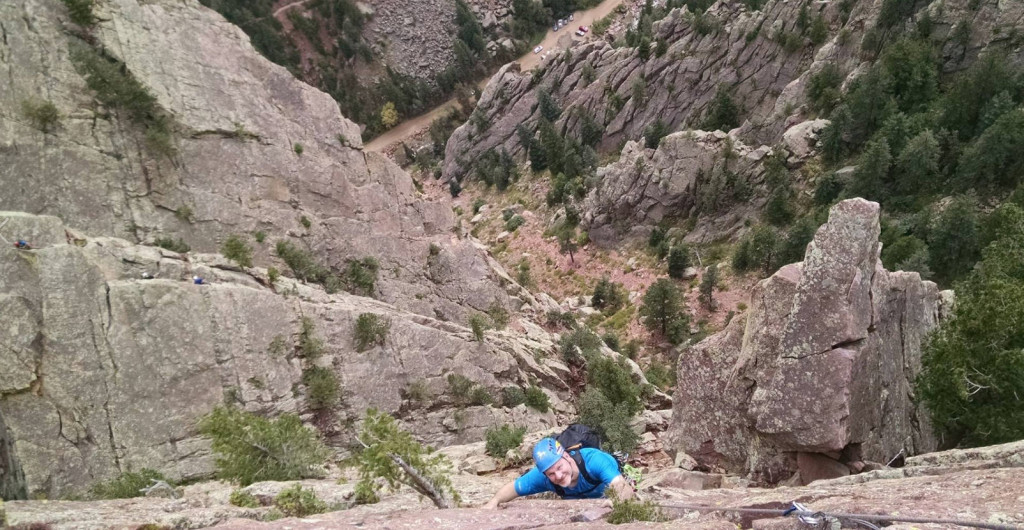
<box><xmin>581</xmin><ymin>130</ymin><xmax>774</xmax><ymax>245</ymax></box>
<box><xmin>0</xmin><ymin>0</ymin><xmax>505</xmax><ymax>325</ymax></box>
<box><xmin>667</xmin><ymin>199</ymin><xmax>949</xmax><ymax>484</ymax></box>
<box><xmin>441</xmin><ymin>0</ymin><xmax>1023</xmax><ymax>183</ymax></box>
<box><xmin>0</xmin><ymin>212</ymin><xmax>575</xmax><ymax>498</ymax></box>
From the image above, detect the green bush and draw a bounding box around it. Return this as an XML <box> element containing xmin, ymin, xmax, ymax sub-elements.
<box><xmin>354</xmin><ymin>409</ymin><xmax>459</xmax><ymax>508</ymax></box>
<box><xmin>699</xmin><ymin>265</ymin><xmax>718</xmax><ymax>310</ymax></box>
<box><xmin>732</xmin><ymin>225</ymin><xmax>781</xmax><ymax>276</ymax></box>
<box><xmin>198</xmin><ymin>406</ymin><xmax>329</xmax><ymax>486</ymax></box>
<box><xmin>254</xmin><ymin>231</ymin><xmax>267</xmax><ymax>243</ymax></box>
<box><xmin>353</xmin><ymin>481</ymin><xmax>380</xmax><ymax>504</ymax></box>
<box><xmin>501</xmin><ymin>386</ymin><xmax>527</xmax><ymax>408</ymax></box>
<box><xmin>61</xmin><ymin>0</ymin><xmax>95</xmax><ymax>26</ymax></box>
<box><xmin>917</xmin><ymin>204</ymin><xmax>1024</xmax><ymax>447</ymax></box>
<box><xmin>221</xmin><ymin>235</ymin><xmax>253</xmax><ymax>267</ymax></box>
<box><xmin>154</xmin><ymin>236</ymin><xmax>190</xmax><ymax>253</ymax></box>
<box><xmin>644</xmin><ymin>359</ymin><xmax>676</xmax><ymax>392</ymax></box>
<box><xmin>274</xmin><ymin>484</ymin><xmax>328</xmax><ymax>517</ymax></box>
<box><xmin>354</xmin><ymin>313</ymin><xmax>390</xmax><ymax>351</ymax></box>
<box><xmin>469</xmin><ymin>313</ymin><xmax>488</xmax><ymax>341</ymax></box>
<box><xmin>644</xmin><ymin>119</ymin><xmax>669</xmax><ymax>149</ymax></box>
<box><xmin>345</xmin><ymin>257</ymin><xmax>379</xmax><ymax>297</ymax></box>
<box><xmin>485</xmin><ymin>424</ymin><xmax>526</xmax><ymax>458</ymax></box>
<box><xmin>592</xmin><ymin>276</ymin><xmax>627</xmax><ymax>312</ymax></box>
<box><xmin>89</xmin><ymin>469</ymin><xmax>168</xmax><ymax>500</ymax></box>
<box><xmin>577</xmin><ymin>387</ymin><xmax>639</xmax><ymax>453</ymax></box>
<box><xmin>702</xmin><ymin>87</ymin><xmax>739</xmax><ymax>132</ymax></box>
<box><xmin>302</xmin><ymin>366</ymin><xmax>340</xmax><ymax>410</ymax></box>
<box><xmin>602</xmin><ymin>332</ymin><xmax>621</xmax><ymax>352</ymax></box>
<box><xmin>293</xmin><ymin>143</ymin><xmax>304</xmax><ymax>155</ymax></box>
<box><xmin>505</xmin><ymin>214</ymin><xmax>525</xmax><ymax>232</ymax></box>
<box><xmin>298</xmin><ymin>317</ymin><xmax>325</xmax><ymax>359</ymax></box>
<box><xmin>927</xmin><ymin>196</ymin><xmax>981</xmax><ymax>286</ymax></box>
<box><xmin>607</xmin><ymin>496</ymin><xmax>666</xmax><ymax>524</ymax></box>
<box><xmin>69</xmin><ymin>42</ymin><xmax>175</xmax><ymax>157</ymax></box>
<box><xmin>587</xmin><ymin>355</ymin><xmax>643</xmax><ymax>417</ymax></box>
<box><xmin>229</xmin><ymin>489</ymin><xmax>259</xmax><ymax>508</ymax></box>
<box><xmin>21</xmin><ymin>99</ymin><xmax>60</xmax><ymax>133</ymax></box>
<box><xmin>267</xmin><ymin>266</ymin><xmax>280</xmax><ymax>285</ymax></box>
<box><xmin>667</xmin><ymin>245</ymin><xmax>690</xmax><ymax>279</ymax></box>
<box><xmin>524</xmin><ymin>385</ymin><xmax>550</xmax><ymax>413</ymax></box>
<box><xmin>487</xmin><ymin>303</ymin><xmax>510</xmax><ymax>330</ymax></box>
<box><xmin>469</xmin><ymin>385</ymin><xmax>494</xmax><ymax>406</ymax></box>
<box><xmin>558</xmin><ymin>326</ymin><xmax>603</xmax><ymax>365</ymax></box>
<box><xmin>446</xmin><ymin>373</ymin><xmax>476</xmax><ymax>404</ymax></box>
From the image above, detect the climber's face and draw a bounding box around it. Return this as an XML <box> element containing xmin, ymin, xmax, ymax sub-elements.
<box><xmin>543</xmin><ymin>454</ymin><xmax>576</xmax><ymax>487</ymax></box>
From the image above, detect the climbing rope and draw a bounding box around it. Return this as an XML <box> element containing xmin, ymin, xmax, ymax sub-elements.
<box><xmin>654</xmin><ymin>501</ymin><xmax>1024</xmax><ymax>530</ymax></box>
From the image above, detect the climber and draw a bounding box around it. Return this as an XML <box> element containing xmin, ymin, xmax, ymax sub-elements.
<box><xmin>13</xmin><ymin>239</ymin><xmax>32</xmax><ymax>250</ymax></box>
<box><xmin>192</xmin><ymin>275</ymin><xmax>205</xmax><ymax>285</ymax></box>
<box><xmin>482</xmin><ymin>437</ymin><xmax>633</xmax><ymax>508</ymax></box>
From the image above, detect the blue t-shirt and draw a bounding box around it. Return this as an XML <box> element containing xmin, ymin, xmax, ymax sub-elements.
<box><xmin>514</xmin><ymin>448</ymin><xmax>621</xmax><ymax>499</ymax></box>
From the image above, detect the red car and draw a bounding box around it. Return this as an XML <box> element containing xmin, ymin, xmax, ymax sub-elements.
<box><xmin>578</xmin><ymin>25</ymin><xmax>589</xmax><ymax>33</ymax></box>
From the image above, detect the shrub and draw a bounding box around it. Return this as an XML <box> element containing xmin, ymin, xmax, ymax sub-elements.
<box><xmin>298</xmin><ymin>317</ymin><xmax>325</xmax><ymax>360</ymax></box>
<box><xmin>644</xmin><ymin>359</ymin><xmax>676</xmax><ymax>392</ymax></box>
<box><xmin>354</xmin><ymin>313</ymin><xmax>390</xmax><ymax>351</ymax></box>
<box><xmin>345</xmin><ymin>257</ymin><xmax>379</xmax><ymax>296</ymax></box>
<box><xmin>732</xmin><ymin>225</ymin><xmax>781</xmax><ymax>276</ymax></box>
<box><xmin>505</xmin><ymin>214</ymin><xmax>525</xmax><ymax>232</ymax></box>
<box><xmin>702</xmin><ymin>87</ymin><xmax>739</xmax><ymax>132</ymax></box>
<box><xmin>501</xmin><ymin>386</ymin><xmax>526</xmax><ymax>408</ymax></box>
<box><xmin>524</xmin><ymin>385</ymin><xmax>550</xmax><ymax>413</ymax></box>
<box><xmin>699</xmin><ymin>265</ymin><xmax>718</xmax><ymax>310</ymax></box>
<box><xmin>229</xmin><ymin>489</ymin><xmax>260</xmax><ymax>508</ymax></box>
<box><xmin>60</xmin><ymin>0</ymin><xmax>95</xmax><ymax>26</ymax></box>
<box><xmin>198</xmin><ymin>406</ymin><xmax>329</xmax><ymax>486</ymax></box>
<box><xmin>546</xmin><ymin>309</ymin><xmax>578</xmax><ymax>330</ymax></box>
<box><xmin>353</xmin><ymin>481</ymin><xmax>380</xmax><ymax>504</ymax></box>
<box><xmin>607</xmin><ymin>496</ymin><xmax>666</xmax><ymax>524</ymax></box>
<box><xmin>154</xmin><ymin>236</ymin><xmax>190</xmax><ymax>253</ymax></box>
<box><xmin>302</xmin><ymin>366</ymin><xmax>340</xmax><ymax>410</ymax></box>
<box><xmin>602</xmin><ymin>332</ymin><xmax>621</xmax><ymax>352</ymax></box>
<box><xmin>558</xmin><ymin>326</ymin><xmax>603</xmax><ymax>365</ymax></box>
<box><xmin>276</xmin><ymin>241</ymin><xmax>330</xmax><ymax>284</ymax></box>
<box><xmin>807</xmin><ymin>65</ymin><xmax>843</xmax><ymax>115</ymax></box>
<box><xmin>175</xmin><ymin>206</ymin><xmax>194</xmax><ymax>223</ymax></box>
<box><xmin>643</xmin><ymin>119</ymin><xmax>669</xmax><ymax>149</ymax></box>
<box><xmin>446</xmin><ymin>373</ymin><xmax>476</xmax><ymax>404</ymax></box>
<box><xmin>485</xmin><ymin>425</ymin><xmax>526</xmax><ymax>458</ymax></box>
<box><xmin>21</xmin><ymin>99</ymin><xmax>60</xmax><ymax>133</ymax></box>
<box><xmin>469</xmin><ymin>313</ymin><xmax>488</xmax><ymax>341</ymax></box>
<box><xmin>577</xmin><ymin>387</ymin><xmax>639</xmax><ymax>453</ymax></box>
<box><xmin>487</xmin><ymin>302</ymin><xmax>510</xmax><ymax>330</ymax></box>
<box><xmin>591</xmin><ymin>276</ymin><xmax>626</xmax><ymax>312</ymax></box>
<box><xmin>254</xmin><ymin>231</ymin><xmax>267</xmax><ymax>243</ymax></box>
<box><xmin>267</xmin><ymin>266</ymin><xmax>280</xmax><ymax>285</ymax></box>
<box><xmin>928</xmin><ymin>195</ymin><xmax>981</xmax><ymax>286</ymax></box>
<box><xmin>587</xmin><ymin>355</ymin><xmax>643</xmax><ymax>417</ymax></box>
<box><xmin>667</xmin><ymin>245</ymin><xmax>690</xmax><ymax>279</ymax></box>
<box><xmin>69</xmin><ymin>42</ymin><xmax>174</xmax><ymax>157</ymax></box>
<box><xmin>516</xmin><ymin>260</ymin><xmax>533</xmax><ymax>287</ymax></box>
<box><xmin>274</xmin><ymin>484</ymin><xmax>328</xmax><ymax>517</ymax></box>
<box><xmin>354</xmin><ymin>408</ymin><xmax>459</xmax><ymax>508</ymax></box>
<box><xmin>89</xmin><ymin>469</ymin><xmax>169</xmax><ymax>500</ymax></box>
<box><xmin>449</xmin><ymin>178</ymin><xmax>462</xmax><ymax>197</ymax></box>
<box><xmin>221</xmin><ymin>235</ymin><xmax>253</xmax><ymax>267</ymax></box>
<box><xmin>640</xmin><ymin>279</ymin><xmax>685</xmax><ymax>336</ymax></box>
<box><xmin>917</xmin><ymin>206</ymin><xmax>1024</xmax><ymax>446</ymax></box>
<box><xmin>293</xmin><ymin>143</ymin><xmax>304</xmax><ymax>155</ymax></box>
<box><xmin>469</xmin><ymin>385</ymin><xmax>494</xmax><ymax>406</ymax></box>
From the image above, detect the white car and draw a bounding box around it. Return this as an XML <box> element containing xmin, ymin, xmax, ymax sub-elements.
<box><xmin>533</xmin><ymin>45</ymin><xmax>544</xmax><ymax>54</ymax></box>
<box><xmin>575</xmin><ymin>30</ymin><xmax>585</xmax><ymax>36</ymax></box>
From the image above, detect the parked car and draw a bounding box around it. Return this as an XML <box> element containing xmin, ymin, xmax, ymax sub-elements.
<box><xmin>568</xmin><ymin>13</ymin><xmax>574</xmax><ymax>21</ymax></box>
<box><xmin>575</xmin><ymin>29</ymin><xmax>585</xmax><ymax>36</ymax></box>
<box><xmin>552</xmin><ymin>24</ymin><xmax>558</xmax><ymax>31</ymax></box>
<box><xmin>533</xmin><ymin>45</ymin><xmax>544</xmax><ymax>54</ymax></box>
<box><xmin>579</xmin><ymin>25</ymin><xmax>589</xmax><ymax>32</ymax></box>
<box><xmin>557</xmin><ymin>19</ymin><xmax>565</xmax><ymax>28</ymax></box>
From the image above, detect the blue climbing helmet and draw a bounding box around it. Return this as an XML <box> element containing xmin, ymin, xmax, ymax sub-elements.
<box><xmin>532</xmin><ymin>437</ymin><xmax>564</xmax><ymax>472</ymax></box>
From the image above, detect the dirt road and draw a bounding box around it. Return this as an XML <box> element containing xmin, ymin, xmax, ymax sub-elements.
<box><xmin>364</xmin><ymin>0</ymin><xmax>625</xmax><ymax>153</ymax></box>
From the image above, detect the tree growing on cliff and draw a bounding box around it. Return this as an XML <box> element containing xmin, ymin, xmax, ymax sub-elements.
<box><xmin>917</xmin><ymin>203</ymin><xmax>1024</xmax><ymax>447</ymax></box>
<box><xmin>198</xmin><ymin>406</ymin><xmax>330</xmax><ymax>486</ymax></box>
<box><xmin>640</xmin><ymin>278</ymin><xmax>686</xmax><ymax>336</ymax></box>
<box><xmin>354</xmin><ymin>408</ymin><xmax>460</xmax><ymax>508</ymax></box>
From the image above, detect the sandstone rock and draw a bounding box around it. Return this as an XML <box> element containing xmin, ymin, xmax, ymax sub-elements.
<box><xmin>781</xmin><ymin>119</ymin><xmax>830</xmax><ymax>160</ymax></box>
<box><xmin>666</xmin><ymin>199</ymin><xmax>948</xmax><ymax>483</ymax></box>
<box><xmin>674</xmin><ymin>451</ymin><xmax>699</xmax><ymax>471</ymax></box>
<box><xmin>681</xmin><ymin>267</ymin><xmax>699</xmax><ymax>280</ymax></box>
<box><xmin>797</xmin><ymin>452</ymin><xmax>850</xmax><ymax>485</ymax></box>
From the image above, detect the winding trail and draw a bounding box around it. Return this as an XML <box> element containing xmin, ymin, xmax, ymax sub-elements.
<box><xmin>273</xmin><ymin>0</ymin><xmax>313</xmax><ymax>18</ymax></box>
<box><xmin>365</xmin><ymin>0</ymin><xmax>625</xmax><ymax>153</ymax></box>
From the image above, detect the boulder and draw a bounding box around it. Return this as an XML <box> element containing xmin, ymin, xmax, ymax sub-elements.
<box><xmin>666</xmin><ymin>199</ymin><xmax>949</xmax><ymax>483</ymax></box>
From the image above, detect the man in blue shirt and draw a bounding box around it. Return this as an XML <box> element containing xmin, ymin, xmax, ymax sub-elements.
<box><xmin>482</xmin><ymin>437</ymin><xmax>634</xmax><ymax>508</ymax></box>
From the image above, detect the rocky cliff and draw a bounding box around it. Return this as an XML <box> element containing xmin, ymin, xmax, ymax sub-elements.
<box><xmin>666</xmin><ymin>198</ymin><xmax>952</xmax><ymax>484</ymax></box>
<box><xmin>441</xmin><ymin>0</ymin><xmax>1024</xmax><ymax>241</ymax></box>
<box><xmin>0</xmin><ymin>0</ymin><xmax>511</xmax><ymax>325</ymax></box>
<box><xmin>0</xmin><ymin>0</ymin><xmax>669</xmax><ymax>499</ymax></box>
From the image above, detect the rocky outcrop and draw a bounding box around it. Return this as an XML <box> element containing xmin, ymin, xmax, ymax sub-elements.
<box><xmin>0</xmin><ymin>0</ymin><xmax>505</xmax><ymax>325</ymax></box>
<box><xmin>666</xmin><ymin>199</ymin><xmax>950</xmax><ymax>484</ymax></box>
<box><xmin>442</xmin><ymin>0</ymin><xmax>1024</xmax><ymax>183</ymax></box>
<box><xmin>0</xmin><ymin>212</ymin><xmax>577</xmax><ymax>498</ymax></box>
<box><xmin>7</xmin><ymin>439</ymin><xmax>1024</xmax><ymax>528</ymax></box>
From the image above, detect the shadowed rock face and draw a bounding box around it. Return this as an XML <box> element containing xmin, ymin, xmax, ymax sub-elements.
<box><xmin>667</xmin><ymin>199</ymin><xmax>950</xmax><ymax>484</ymax></box>
<box><xmin>0</xmin><ymin>0</ymin><xmax>507</xmax><ymax>324</ymax></box>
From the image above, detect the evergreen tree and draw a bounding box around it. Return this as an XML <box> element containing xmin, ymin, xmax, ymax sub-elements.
<box><xmin>667</xmin><ymin>245</ymin><xmax>690</xmax><ymax>279</ymax></box>
<box><xmin>640</xmin><ymin>278</ymin><xmax>684</xmax><ymax>335</ymax></box>
<box><xmin>699</xmin><ymin>265</ymin><xmax>717</xmax><ymax>309</ymax></box>
<box><xmin>702</xmin><ymin>87</ymin><xmax>740</xmax><ymax>132</ymax></box>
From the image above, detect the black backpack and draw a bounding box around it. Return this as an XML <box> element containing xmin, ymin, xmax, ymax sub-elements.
<box><xmin>550</xmin><ymin>424</ymin><xmax>617</xmax><ymax>498</ymax></box>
